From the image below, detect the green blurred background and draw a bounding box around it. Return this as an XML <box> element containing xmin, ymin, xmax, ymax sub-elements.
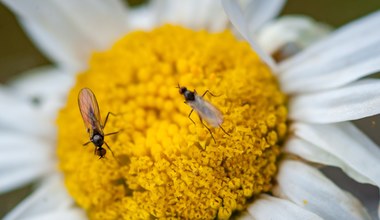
<box><xmin>0</xmin><ymin>0</ymin><xmax>379</xmax><ymax>218</ymax></box>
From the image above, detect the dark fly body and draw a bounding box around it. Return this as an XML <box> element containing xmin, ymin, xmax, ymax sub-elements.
<box><xmin>177</xmin><ymin>84</ymin><xmax>229</xmax><ymax>143</ymax></box>
<box><xmin>78</xmin><ymin>88</ymin><xmax>118</xmax><ymax>159</ymax></box>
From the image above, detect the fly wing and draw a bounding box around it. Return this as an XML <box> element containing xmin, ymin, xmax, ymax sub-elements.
<box><xmin>191</xmin><ymin>95</ymin><xmax>224</xmax><ymax>127</ymax></box>
<box><xmin>78</xmin><ymin>88</ymin><xmax>103</xmax><ymax>135</ymax></box>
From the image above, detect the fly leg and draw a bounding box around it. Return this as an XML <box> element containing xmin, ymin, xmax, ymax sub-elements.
<box><xmin>104</xmin><ymin>142</ymin><xmax>116</xmax><ymax>159</ymax></box>
<box><xmin>105</xmin><ymin>131</ymin><xmax>119</xmax><ymax>136</ymax></box>
<box><xmin>201</xmin><ymin>90</ymin><xmax>220</xmax><ymax>97</ymax></box>
<box><xmin>199</xmin><ymin>117</ymin><xmax>216</xmax><ymax>144</ymax></box>
<box><xmin>103</xmin><ymin>112</ymin><xmax>117</xmax><ymax>128</ymax></box>
<box><xmin>219</xmin><ymin>125</ymin><xmax>230</xmax><ymax>136</ymax></box>
<box><xmin>188</xmin><ymin>109</ymin><xmax>196</xmax><ymax>125</ymax></box>
<box><xmin>103</xmin><ymin>112</ymin><xmax>119</xmax><ymax>140</ymax></box>
<box><xmin>83</xmin><ymin>141</ymin><xmax>91</xmax><ymax>146</ymax></box>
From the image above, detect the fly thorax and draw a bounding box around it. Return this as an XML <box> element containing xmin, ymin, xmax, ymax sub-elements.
<box><xmin>184</xmin><ymin>90</ymin><xmax>195</xmax><ymax>101</ymax></box>
<box><xmin>92</xmin><ymin>134</ymin><xmax>103</xmax><ymax>147</ymax></box>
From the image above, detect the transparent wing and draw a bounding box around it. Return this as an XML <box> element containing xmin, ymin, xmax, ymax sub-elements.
<box><xmin>191</xmin><ymin>95</ymin><xmax>224</xmax><ymax>127</ymax></box>
<box><xmin>78</xmin><ymin>88</ymin><xmax>103</xmax><ymax>134</ymax></box>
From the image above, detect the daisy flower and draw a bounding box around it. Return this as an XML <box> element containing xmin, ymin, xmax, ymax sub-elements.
<box><xmin>1</xmin><ymin>0</ymin><xmax>380</xmax><ymax>219</ymax></box>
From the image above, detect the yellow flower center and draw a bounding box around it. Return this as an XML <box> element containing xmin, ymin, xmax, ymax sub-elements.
<box><xmin>57</xmin><ymin>25</ymin><xmax>287</xmax><ymax>220</ymax></box>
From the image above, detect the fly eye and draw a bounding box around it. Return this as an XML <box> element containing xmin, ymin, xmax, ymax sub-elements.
<box><xmin>179</xmin><ymin>87</ymin><xmax>187</xmax><ymax>94</ymax></box>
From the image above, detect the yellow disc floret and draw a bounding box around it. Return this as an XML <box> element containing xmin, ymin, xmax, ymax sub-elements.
<box><xmin>57</xmin><ymin>25</ymin><xmax>287</xmax><ymax>220</ymax></box>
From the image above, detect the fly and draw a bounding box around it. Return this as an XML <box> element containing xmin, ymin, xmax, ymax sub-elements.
<box><xmin>177</xmin><ymin>84</ymin><xmax>229</xmax><ymax>143</ymax></box>
<box><xmin>78</xmin><ymin>88</ymin><xmax>118</xmax><ymax>159</ymax></box>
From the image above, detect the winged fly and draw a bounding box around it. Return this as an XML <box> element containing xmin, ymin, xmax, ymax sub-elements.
<box><xmin>78</xmin><ymin>88</ymin><xmax>118</xmax><ymax>159</ymax></box>
<box><xmin>177</xmin><ymin>84</ymin><xmax>229</xmax><ymax>143</ymax></box>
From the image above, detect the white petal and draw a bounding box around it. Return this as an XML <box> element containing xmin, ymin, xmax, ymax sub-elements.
<box><xmin>280</xmin><ymin>10</ymin><xmax>380</xmax><ymax>72</ymax></box>
<box><xmin>0</xmin><ymin>131</ymin><xmax>55</xmax><ymax>192</ymax></box>
<box><xmin>0</xmin><ymin>131</ymin><xmax>56</xmax><ymax>192</ymax></box>
<box><xmin>0</xmin><ymin>162</ymin><xmax>54</xmax><ymax>193</ymax></box>
<box><xmin>0</xmin><ymin>87</ymin><xmax>56</xmax><ymax>137</ymax></box>
<box><xmin>247</xmin><ymin>194</ymin><xmax>322</xmax><ymax>220</ymax></box>
<box><xmin>156</xmin><ymin>0</ymin><xmax>197</xmax><ymax>28</ymax></box>
<box><xmin>25</xmin><ymin>209</ymin><xmax>86</xmax><ymax>220</ymax></box>
<box><xmin>9</xmin><ymin>66</ymin><xmax>73</xmax><ymax>100</ymax></box>
<box><xmin>126</xmin><ymin>3</ymin><xmax>159</xmax><ymax>30</ymax></box>
<box><xmin>257</xmin><ymin>15</ymin><xmax>331</xmax><ymax>56</ymax></box>
<box><xmin>221</xmin><ymin>0</ymin><xmax>277</xmax><ymax>71</ymax></box>
<box><xmin>288</xmin><ymin>122</ymin><xmax>380</xmax><ymax>186</ymax></box>
<box><xmin>2</xmin><ymin>0</ymin><xmax>128</xmax><ymax>71</ymax></box>
<box><xmin>196</xmin><ymin>0</ymin><xmax>229</xmax><ymax>32</ymax></box>
<box><xmin>284</xmin><ymin>137</ymin><xmax>372</xmax><ymax>184</ymax></box>
<box><xmin>4</xmin><ymin>174</ymin><xmax>78</xmax><ymax>220</ymax></box>
<box><xmin>9</xmin><ymin>66</ymin><xmax>74</xmax><ymax>117</ymax></box>
<box><xmin>0</xmin><ymin>66</ymin><xmax>71</xmax><ymax>138</ymax></box>
<box><xmin>0</xmin><ymin>131</ymin><xmax>54</xmax><ymax>170</ymax></box>
<box><xmin>244</xmin><ymin>0</ymin><xmax>286</xmax><ymax>33</ymax></box>
<box><xmin>127</xmin><ymin>0</ymin><xmax>229</xmax><ymax>31</ymax></box>
<box><xmin>153</xmin><ymin>0</ymin><xmax>228</xmax><ymax>32</ymax></box>
<box><xmin>274</xmin><ymin>160</ymin><xmax>371</xmax><ymax>220</ymax></box>
<box><xmin>280</xmin><ymin>27</ymin><xmax>380</xmax><ymax>94</ymax></box>
<box><xmin>289</xmin><ymin>79</ymin><xmax>380</xmax><ymax>123</ymax></box>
